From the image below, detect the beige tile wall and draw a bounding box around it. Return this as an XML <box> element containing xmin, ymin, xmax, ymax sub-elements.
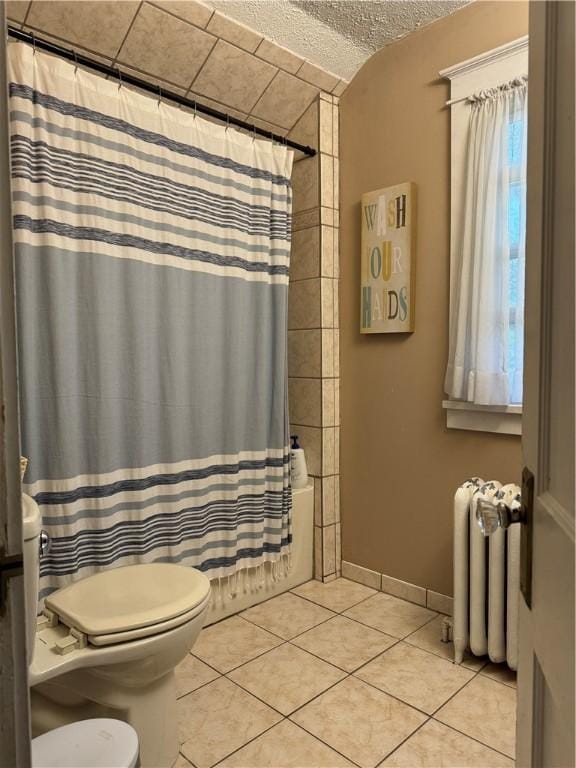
<box><xmin>6</xmin><ymin>1</ymin><xmax>348</xmax><ymax>134</ymax></box>
<box><xmin>288</xmin><ymin>95</ymin><xmax>340</xmax><ymax>581</ymax></box>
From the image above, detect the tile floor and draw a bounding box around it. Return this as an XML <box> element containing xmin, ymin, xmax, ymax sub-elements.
<box><xmin>175</xmin><ymin>578</ymin><xmax>517</xmax><ymax>768</ymax></box>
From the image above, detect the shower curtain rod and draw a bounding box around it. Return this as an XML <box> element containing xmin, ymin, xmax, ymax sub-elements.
<box><xmin>6</xmin><ymin>25</ymin><xmax>317</xmax><ymax>158</ymax></box>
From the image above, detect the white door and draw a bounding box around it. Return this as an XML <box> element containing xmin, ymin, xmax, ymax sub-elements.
<box><xmin>0</xmin><ymin>2</ymin><xmax>32</xmax><ymax>765</ymax></box>
<box><xmin>516</xmin><ymin>2</ymin><xmax>575</xmax><ymax>766</ymax></box>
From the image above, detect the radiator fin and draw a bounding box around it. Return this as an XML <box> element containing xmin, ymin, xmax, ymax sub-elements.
<box><xmin>453</xmin><ymin>479</ymin><xmax>521</xmax><ymax>670</ymax></box>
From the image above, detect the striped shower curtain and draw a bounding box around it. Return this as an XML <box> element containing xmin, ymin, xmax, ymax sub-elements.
<box><xmin>8</xmin><ymin>43</ymin><xmax>293</xmax><ymax>601</ymax></box>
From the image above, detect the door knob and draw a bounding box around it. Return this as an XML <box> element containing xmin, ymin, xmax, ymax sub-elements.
<box><xmin>476</xmin><ymin>497</ymin><xmax>523</xmax><ymax>537</ymax></box>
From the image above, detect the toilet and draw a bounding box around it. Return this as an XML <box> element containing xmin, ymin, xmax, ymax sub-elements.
<box><xmin>32</xmin><ymin>719</ymin><xmax>139</xmax><ymax>768</ymax></box>
<box><xmin>23</xmin><ymin>493</ymin><xmax>211</xmax><ymax>768</ymax></box>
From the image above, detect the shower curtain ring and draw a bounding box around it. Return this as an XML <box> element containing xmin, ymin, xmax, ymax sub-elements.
<box><xmin>193</xmin><ymin>101</ymin><xmax>197</xmax><ymax>120</ymax></box>
<box><xmin>225</xmin><ymin>114</ymin><xmax>230</xmax><ymax>132</ymax></box>
<box><xmin>117</xmin><ymin>68</ymin><xmax>123</xmax><ymax>91</ymax></box>
<box><xmin>157</xmin><ymin>85</ymin><xmax>162</xmax><ymax>108</ymax></box>
<box><xmin>31</xmin><ymin>32</ymin><xmax>37</xmax><ymax>56</ymax></box>
<box><xmin>73</xmin><ymin>50</ymin><xmax>79</xmax><ymax>76</ymax></box>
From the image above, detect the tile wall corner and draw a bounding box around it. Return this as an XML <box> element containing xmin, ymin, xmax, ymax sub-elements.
<box><xmin>289</xmin><ymin>94</ymin><xmax>340</xmax><ymax>581</ymax></box>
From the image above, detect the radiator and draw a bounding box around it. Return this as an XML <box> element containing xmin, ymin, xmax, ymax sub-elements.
<box><xmin>453</xmin><ymin>478</ymin><xmax>521</xmax><ymax>670</ymax></box>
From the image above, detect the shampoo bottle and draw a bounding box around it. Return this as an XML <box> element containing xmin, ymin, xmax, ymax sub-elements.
<box><xmin>290</xmin><ymin>435</ymin><xmax>309</xmax><ymax>489</ymax></box>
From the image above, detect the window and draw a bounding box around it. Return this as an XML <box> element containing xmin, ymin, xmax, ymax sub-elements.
<box><xmin>507</xmin><ymin>114</ymin><xmax>526</xmax><ymax>404</ymax></box>
<box><xmin>441</xmin><ymin>37</ymin><xmax>528</xmax><ymax>435</ymax></box>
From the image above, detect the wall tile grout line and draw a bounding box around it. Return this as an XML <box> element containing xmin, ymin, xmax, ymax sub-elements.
<box><xmin>111</xmin><ymin>0</ymin><xmax>143</xmax><ymax>66</ymax></box>
<box><xmin>101</xmin><ymin>59</ymin><xmax>186</xmax><ymax>93</ymax></box>
<box><xmin>119</xmin><ymin>6</ymin><xmax>334</xmax><ymax>119</ymax></box>
<box><xmin>148</xmin><ymin>0</ymin><xmax>216</xmax><ymax>30</ymax></box>
<box><xmin>244</xmin><ymin>67</ymin><xmax>282</xmax><ymax>120</ymax></box>
<box><xmin>183</xmin><ymin>34</ymin><xmax>221</xmax><ymax>97</ymax></box>
<box><xmin>13</xmin><ymin>4</ymin><xmax>340</xmax><ymax>140</ymax></box>
<box><xmin>20</xmin><ymin>23</ymin><xmax>116</xmax><ymax>65</ymax></box>
<box><xmin>21</xmin><ymin>1</ymin><xmax>32</xmax><ymax>27</ymax></box>
<box><xmin>290</xmin><ymin>275</ymin><xmax>340</xmax><ymax>286</ymax></box>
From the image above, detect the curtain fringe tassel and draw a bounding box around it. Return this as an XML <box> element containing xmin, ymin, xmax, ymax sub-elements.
<box><xmin>210</xmin><ymin>553</ymin><xmax>293</xmax><ymax>609</ymax></box>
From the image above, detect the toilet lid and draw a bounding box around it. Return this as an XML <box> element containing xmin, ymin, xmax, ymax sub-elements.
<box><xmin>32</xmin><ymin>718</ymin><xmax>139</xmax><ymax>768</ymax></box>
<box><xmin>45</xmin><ymin>563</ymin><xmax>210</xmax><ymax>636</ymax></box>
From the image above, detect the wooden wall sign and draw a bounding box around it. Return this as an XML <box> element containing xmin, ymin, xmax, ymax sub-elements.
<box><xmin>360</xmin><ymin>182</ymin><xmax>416</xmax><ymax>333</ymax></box>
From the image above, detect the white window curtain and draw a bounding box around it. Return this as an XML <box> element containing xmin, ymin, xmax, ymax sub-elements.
<box><xmin>445</xmin><ymin>77</ymin><xmax>527</xmax><ymax>406</ymax></box>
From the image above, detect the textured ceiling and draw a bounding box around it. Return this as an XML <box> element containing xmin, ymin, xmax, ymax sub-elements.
<box><xmin>208</xmin><ymin>0</ymin><xmax>472</xmax><ymax>81</ymax></box>
<box><xmin>291</xmin><ymin>1</ymin><xmax>471</xmax><ymax>50</ymax></box>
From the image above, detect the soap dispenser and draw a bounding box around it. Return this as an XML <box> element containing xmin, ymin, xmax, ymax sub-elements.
<box><xmin>290</xmin><ymin>435</ymin><xmax>309</xmax><ymax>489</ymax></box>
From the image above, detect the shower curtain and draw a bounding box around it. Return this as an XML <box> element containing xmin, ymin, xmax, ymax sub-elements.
<box><xmin>8</xmin><ymin>43</ymin><xmax>293</xmax><ymax>601</ymax></box>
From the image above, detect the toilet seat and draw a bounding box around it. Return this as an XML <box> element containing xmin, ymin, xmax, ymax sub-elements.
<box><xmin>87</xmin><ymin>593</ymin><xmax>210</xmax><ymax>646</ymax></box>
<box><xmin>44</xmin><ymin>563</ymin><xmax>210</xmax><ymax>646</ymax></box>
<box><xmin>32</xmin><ymin>718</ymin><xmax>139</xmax><ymax>768</ymax></box>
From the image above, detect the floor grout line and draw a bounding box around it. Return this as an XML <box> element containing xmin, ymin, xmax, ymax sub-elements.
<box><xmin>188</xmin><ymin>584</ymin><xmax>390</xmax><ymax>680</ymax></box>
<box><xmin>233</xmin><ymin>584</ymin><xmax>413</xmax><ymax>648</ymax></box>
<box><xmin>429</xmin><ymin>717</ymin><xmax>517</xmax><ymax>761</ymax></box>
<box><xmin>177</xmin><ymin>579</ymin><xmax>517</xmax><ymax>766</ymax></box>
<box><xmin>478</xmin><ymin>671</ymin><xmax>518</xmax><ymax>689</ymax></box>
<box><xmin>176</xmin><ymin>669</ymin><xmax>223</xmax><ymax>702</ymax></box>
<box><xmin>181</xmin><ymin>642</ymin><xmax>515</xmax><ymax>767</ymax></box>
<box><xmin>184</xmin><ymin>631</ymin><xmax>368</xmax><ymax>768</ymax></box>
<box><xmin>400</xmin><ymin>614</ymin><xmax>492</xmax><ymax>673</ymax></box>
<box><xmin>239</xmin><ymin>607</ymin><xmax>338</xmax><ymax>641</ymax></box>
<box><xmin>209</xmin><ymin>714</ymin><xmax>364</xmax><ymax>768</ymax></box>
<box><xmin>191</xmin><ymin>633</ymin><xmax>286</xmax><ymax>675</ymax></box>
<box><xmin>347</xmin><ymin>669</ymin><xmax>433</xmax><ymax>719</ymax></box>
<box><xmin>429</xmin><ymin>663</ymin><xmax>487</xmax><ymax>718</ymax></box>
<box><xmin>340</xmin><ymin>607</ymin><xmax>439</xmax><ymax>636</ymax></box>
<box><xmin>373</xmin><ymin>715</ymin><xmax>434</xmax><ymax>768</ymax></box>
<box><xmin>289</xmin><ymin>584</ymin><xmax>381</xmax><ymax>613</ymax></box>
<box><xmin>209</xmin><ymin>717</ymin><xmax>286</xmax><ymax>768</ymax></box>
<box><xmin>288</xmin><ymin>633</ymin><xmax>400</xmax><ymax>675</ymax></box>
<box><xmin>288</xmin><ymin>720</ymin><xmax>365</xmax><ymax>768</ymax></box>
<box><xmin>179</xmin><ymin>681</ymin><xmax>283</xmax><ymax>761</ymax></box>
<box><xmin>223</xmin><ymin>653</ymin><xmax>346</xmax><ymax>720</ymax></box>
<box><xmin>350</xmin><ymin>633</ymin><xmax>478</xmax><ymax>683</ymax></box>
<box><xmin>285</xmin><ymin>717</ymin><xmax>365</xmax><ymax>768</ymax></box>
<box><xmin>429</xmin><ymin>651</ymin><xmax>514</xmax><ymax>718</ymax></box>
<box><xmin>425</xmin><ymin>653</ymin><xmax>517</xmax><ymax>760</ymax></box>
<box><xmin>402</xmin><ymin>634</ymin><xmax>487</xmax><ymax>670</ymax></box>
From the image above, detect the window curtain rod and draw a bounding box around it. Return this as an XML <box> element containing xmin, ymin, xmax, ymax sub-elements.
<box><xmin>6</xmin><ymin>25</ymin><xmax>317</xmax><ymax>158</ymax></box>
<box><xmin>445</xmin><ymin>74</ymin><xmax>528</xmax><ymax>107</ymax></box>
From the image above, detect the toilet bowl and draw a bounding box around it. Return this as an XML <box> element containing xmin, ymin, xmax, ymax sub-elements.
<box><xmin>23</xmin><ymin>494</ymin><xmax>211</xmax><ymax>768</ymax></box>
<box><xmin>32</xmin><ymin>718</ymin><xmax>139</xmax><ymax>768</ymax></box>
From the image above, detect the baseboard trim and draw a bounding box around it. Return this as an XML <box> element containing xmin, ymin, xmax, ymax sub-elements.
<box><xmin>342</xmin><ymin>560</ymin><xmax>453</xmax><ymax>615</ymax></box>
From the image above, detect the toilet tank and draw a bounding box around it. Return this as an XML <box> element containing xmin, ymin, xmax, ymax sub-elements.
<box><xmin>22</xmin><ymin>493</ymin><xmax>41</xmax><ymax>665</ymax></box>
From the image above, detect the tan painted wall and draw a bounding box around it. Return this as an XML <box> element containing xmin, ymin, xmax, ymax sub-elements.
<box><xmin>339</xmin><ymin>1</ymin><xmax>528</xmax><ymax>596</ymax></box>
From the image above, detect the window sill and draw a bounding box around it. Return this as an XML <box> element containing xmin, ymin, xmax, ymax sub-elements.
<box><xmin>442</xmin><ymin>400</ymin><xmax>522</xmax><ymax>436</ymax></box>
